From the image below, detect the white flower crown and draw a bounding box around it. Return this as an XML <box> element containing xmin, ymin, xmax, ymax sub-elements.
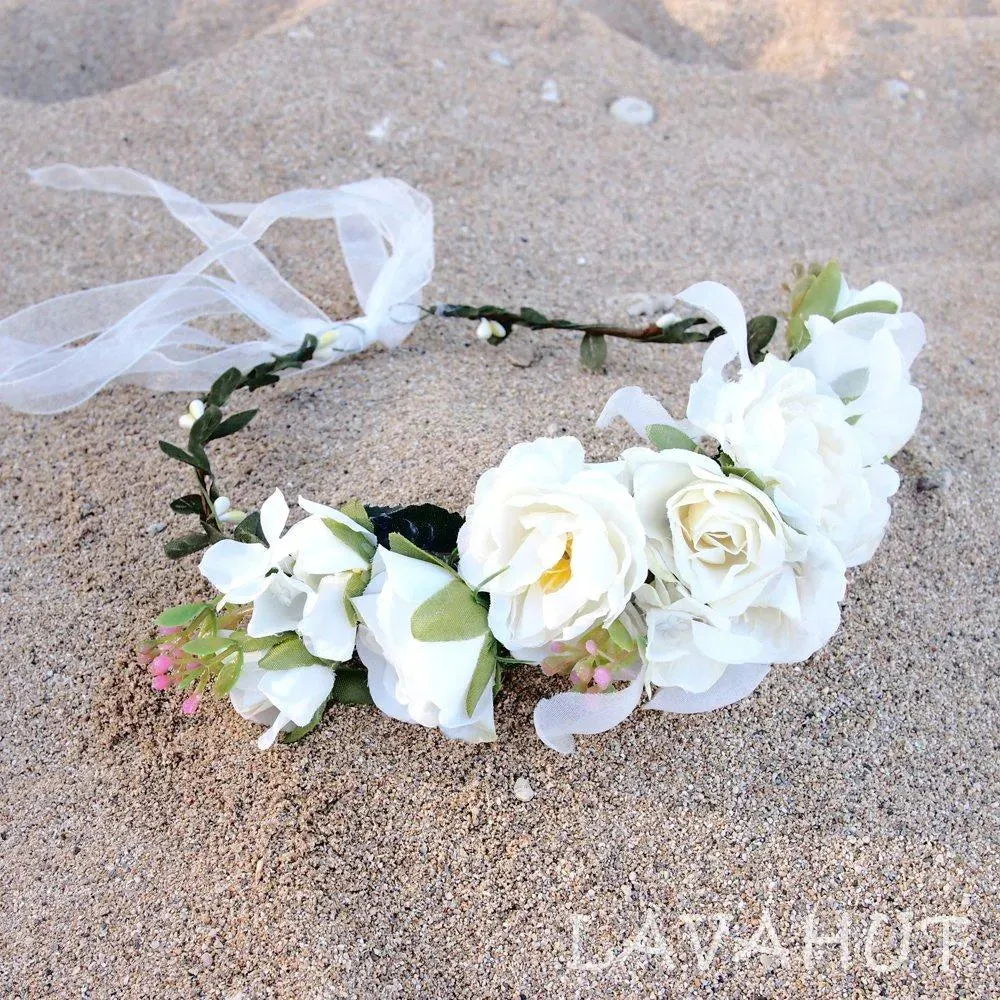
<box><xmin>140</xmin><ymin>266</ymin><xmax>925</xmax><ymax>753</ymax></box>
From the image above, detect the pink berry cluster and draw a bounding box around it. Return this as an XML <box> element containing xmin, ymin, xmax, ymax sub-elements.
<box><xmin>137</xmin><ymin>626</ymin><xmax>202</xmax><ymax>715</ymax></box>
<box><xmin>540</xmin><ymin>621</ymin><xmax>640</xmax><ymax>694</ymax></box>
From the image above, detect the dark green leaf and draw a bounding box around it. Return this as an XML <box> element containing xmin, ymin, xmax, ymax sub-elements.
<box><xmin>645</xmin><ymin>317</ymin><xmax>710</xmax><ymax>344</ymax></box>
<box><xmin>159</xmin><ymin>440</ymin><xmax>209</xmax><ymax>473</ymax></box>
<box><xmin>188</xmin><ymin>404</ymin><xmax>222</xmax><ymax>447</ymax></box>
<box><xmin>465</xmin><ymin>637</ymin><xmax>497</xmax><ymax>717</ymax></box>
<box><xmin>207</xmin><ymin>408</ymin><xmax>258</xmax><ymax>441</ymax></box>
<box><xmin>368</xmin><ymin>504</ymin><xmax>464</xmax><ymax>555</ymax></box>
<box><xmin>163</xmin><ymin>532</ymin><xmax>211</xmax><ymax>559</ymax></box>
<box><xmin>330</xmin><ymin>667</ymin><xmax>375</xmax><ymax>706</ymax></box>
<box><xmin>519</xmin><ymin>307</ymin><xmax>550</xmax><ymax>325</ymax></box>
<box><xmin>206</xmin><ymin>367</ymin><xmax>243</xmax><ymax>407</ymax></box>
<box><xmin>579</xmin><ymin>332</ymin><xmax>607</xmax><ymax>372</ymax></box>
<box><xmin>169</xmin><ymin>494</ymin><xmax>205</xmax><ymax>516</ymax></box>
<box><xmin>410</xmin><ymin>579</ymin><xmax>488</xmax><ymax>642</ymax></box>
<box><xmin>746</xmin><ymin>315</ymin><xmax>778</xmax><ymax>364</ymax></box>
<box><xmin>233</xmin><ymin>511</ymin><xmax>264</xmax><ymax>544</ymax></box>
<box><xmin>647</xmin><ymin>424</ymin><xmax>697</xmax><ymax>452</ymax></box>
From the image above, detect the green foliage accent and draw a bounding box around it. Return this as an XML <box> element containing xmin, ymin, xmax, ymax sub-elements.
<box><xmin>746</xmin><ymin>314</ymin><xmax>778</xmax><ymax>364</ymax></box>
<box><xmin>214</xmin><ymin>655</ymin><xmax>243</xmax><ymax>697</ymax></box>
<box><xmin>183</xmin><ymin>635</ymin><xmax>232</xmax><ymax>658</ymax></box>
<box><xmin>163</xmin><ymin>532</ymin><xmax>211</xmax><ymax>559</ymax></box>
<box><xmin>718</xmin><ymin>452</ymin><xmax>769</xmax><ymax>493</ymax></box>
<box><xmin>787</xmin><ymin>260</ymin><xmax>842</xmax><ymax>355</ymax></box>
<box><xmin>580</xmin><ymin>332</ymin><xmax>607</xmax><ymax>372</ymax></box>
<box><xmin>340</xmin><ymin>499</ymin><xmax>374</xmax><ymax>533</ymax></box>
<box><xmin>159</xmin><ymin>440</ymin><xmax>209</xmax><ymax>473</ymax></box>
<box><xmin>343</xmin><ymin>569</ymin><xmax>370</xmax><ymax>627</ymax></box>
<box><xmin>830</xmin><ymin>299</ymin><xmax>899</xmax><ymax>323</ymax></box>
<box><xmin>607</xmin><ymin>618</ymin><xmax>635</xmax><ymax>652</ymax></box>
<box><xmin>259</xmin><ymin>635</ymin><xmax>319</xmax><ymax>671</ymax></box>
<box><xmin>155</xmin><ymin>602</ymin><xmax>212</xmax><ymax>627</ymax></box>
<box><xmin>169</xmin><ymin>494</ymin><xmax>204</xmax><ymax>516</ymax></box>
<box><xmin>235</xmin><ymin>634</ymin><xmax>282</xmax><ymax>652</ymax></box>
<box><xmin>387</xmin><ymin>532</ymin><xmax>454</xmax><ymax>571</ymax></box>
<box><xmin>208</xmin><ymin>409</ymin><xmax>259</xmax><ymax>441</ymax></box>
<box><xmin>465</xmin><ymin>637</ymin><xmax>497</xmax><ymax>717</ymax></box>
<box><xmin>410</xmin><ymin>579</ymin><xmax>489</xmax><ymax>643</ymax></box>
<box><xmin>330</xmin><ymin>667</ymin><xmax>375</xmax><ymax>706</ymax></box>
<box><xmin>644</xmin><ymin>317</ymin><xmax>712</xmax><ymax>344</ymax></box>
<box><xmin>233</xmin><ymin>512</ymin><xmax>264</xmax><ymax>544</ymax></box>
<box><xmin>322</xmin><ymin>518</ymin><xmax>377</xmax><ymax>562</ymax></box>
<box><xmin>647</xmin><ymin>424</ymin><xmax>697</xmax><ymax>452</ymax></box>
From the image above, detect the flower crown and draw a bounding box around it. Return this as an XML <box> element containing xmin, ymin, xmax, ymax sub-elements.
<box><xmin>141</xmin><ymin>262</ymin><xmax>925</xmax><ymax>753</ymax></box>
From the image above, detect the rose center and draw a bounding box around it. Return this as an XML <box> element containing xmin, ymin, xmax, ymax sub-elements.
<box><xmin>539</xmin><ymin>538</ymin><xmax>573</xmax><ymax>593</ymax></box>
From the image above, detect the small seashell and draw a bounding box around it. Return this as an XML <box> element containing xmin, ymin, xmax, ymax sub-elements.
<box><xmin>609</xmin><ymin>96</ymin><xmax>655</xmax><ymax>125</ymax></box>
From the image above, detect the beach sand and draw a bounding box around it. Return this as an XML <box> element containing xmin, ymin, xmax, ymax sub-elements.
<box><xmin>0</xmin><ymin>1</ymin><xmax>997</xmax><ymax>996</ymax></box>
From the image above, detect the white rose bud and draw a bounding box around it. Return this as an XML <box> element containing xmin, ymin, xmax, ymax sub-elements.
<box><xmin>475</xmin><ymin>318</ymin><xmax>506</xmax><ymax>341</ymax></box>
<box><xmin>178</xmin><ymin>398</ymin><xmax>205</xmax><ymax>430</ymax></box>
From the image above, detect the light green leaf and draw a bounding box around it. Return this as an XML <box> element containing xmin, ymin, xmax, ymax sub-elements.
<box><xmin>235</xmin><ymin>634</ymin><xmax>282</xmax><ymax>653</ymax></box>
<box><xmin>388</xmin><ymin>532</ymin><xmax>453</xmax><ymax>572</ymax></box>
<box><xmin>410</xmin><ymin>579</ymin><xmax>488</xmax><ymax>643</ymax></box>
<box><xmin>580</xmin><ymin>332</ymin><xmax>607</xmax><ymax>372</ymax></box>
<box><xmin>646</xmin><ymin>424</ymin><xmax>697</xmax><ymax>452</ymax></box>
<box><xmin>183</xmin><ymin>635</ymin><xmax>232</xmax><ymax>658</ymax></box>
<box><xmin>787</xmin><ymin>260</ymin><xmax>842</xmax><ymax>355</ymax></box>
<box><xmin>607</xmin><ymin>619</ymin><xmax>635</xmax><ymax>652</ymax></box>
<box><xmin>464</xmin><ymin>637</ymin><xmax>497</xmax><ymax>717</ymax></box>
<box><xmin>322</xmin><ymin>517</ymin><xmax>376</xmax><ymax>562</ymax></box>
<box><xmin>830</xmin><ymin>299</ymin><xmax>899</xmax><ymax>323</ymax></box>
<box><xmin>343</xmin><ymin>569</ymin><xmax>370</xmax><ymax>627</ymax></box>
<box><xmin>155</xmin><ymin>602</ymin><xmax>212</xmax><ymax>627</ymax></box>
<box><xmin>339</xmin><ymin>499</ymin><xmax>374</xmax><ymax>533</ymax></box>
<box><xmin>259</xmin><ymin>635</ymin><xmax>319</xmax><ymax>671</ymax></box>
<box><xmin>214</xmin><ymin>654</ymin><xmax>242</xmax><ymax>696</ymax></box>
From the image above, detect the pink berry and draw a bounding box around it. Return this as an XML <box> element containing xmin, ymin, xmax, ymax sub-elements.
<box><xmin>151</xmin><ymin>674</ymin><xmax>170</xmax><ymax>691</ymax></box>
<box><xmin>181</xmin><ymin>694</ymin><xmax>201</xmax><ymax>716</ymax></box>
<box><xmin>593</xmin><ymin>667</ymin><xmax>612</xmax><ymax>690</ymax></box>
<box><xmin>150</xmin><ymin>654</ymin><xmax>173</xmax><ymax>675</ymax></box>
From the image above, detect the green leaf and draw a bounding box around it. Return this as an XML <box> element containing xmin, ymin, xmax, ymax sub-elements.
<box><xmin>787</xmin><ymin>260</ymin><xmax>841</xmax><ymax>355</ymax></box>
<box><xmin>645</xmin><ymin>317</ymin><xmax>710</xmax><ymax>344</ymax></box>
<box><xmin>163</xmin><ymin>532</ymin><xmax>211</xmax><ymax>559</ymax></box>
<box><xmin>188</xmin><ymin>404</ymin><xmax>222</xmax><ymax>447</ymax></box>
<box><xmin>746</xmin><ymin>315</ymin><xmax>778</xmax><ymax>364</ymax></box>
<box><xmin>155</xmin><ymin>602</ymin><xmax>212</xmax><ymax>627</ymax></box>
<box><xmin>183</xmin><ymin>635</ymin><xmax>232</xmax><ymax>658</ymax></box>
<box><xmin>159</xmin><ymin>440</ymin><xmax>209</xmax><ymax>473</ymax></box>
<box><xmin>169</xmin><ymin>494</ymin><xmax>205</xmax><ymax>516</ymax></box>
<box><xmin>519</xmin><ymin>307</ymin><xmax>550</xmax><ymax>325</ymax></box>
<box><xmin>339</xmin><ymin>499</ymin><xmax>374</xmax><ymax>533</ymax></box>
<box><xmin>464</xmin><ymin>637</ymin><xmax>497</xmax><ymax>717</ymax></box>
<box><xmin>259</xmin><ymin>635</ymin><xmax>320</xmax><ymax>671</ymax></box>
<box><xmin>322</xmin><ymin>518</ymin><xmax>377</xmax><ymax>562</ymax></box>
<box><xmin>718</xmin><ymin>453</ymin><xmax>769</xmax><ymax>493</ymax></box>
<box><xmin>410</xmin><ymin>579</ymin><xmax>488</xmax><ymax>643</ymax></box>
<box><xmin>206</xmin><ymin>367</ymin><xmax>243</xmax><ymax>407</ymax></box>
<box><xmin>330</xmin><ymin>667</ymin><xmax>375</xmax><ymax>706</ymax></box>
<box><xmin>343</xmin><ymin>569</ymin><xmax>370</xmax><ymax>627</ymax></box>
<box><xmin>388</xmin><ymin>533</ymin><xmax>453</xmax><ymax>571</ymax></box>
<box><xmin>233</xmin><ymin>511</ymin><xmax>264</xmax><ymax>544</ymax></box>
<box><xmin>214</xmin><ymin>654</ymin><xmax>243</xmax><ymax>696</ymax></box>
<box><xmin>235</xmin><ymin>634</ymin><xmax>283</xmax><ymax>652</ymax></box>
<box><xmin>207</xmin><ymin>409</ymin><xmax>258</xmax><ymax>441</ymax></box>
<box><xmin>647</xmin><ymin>424</ymin><xmax>697</xmax><ymax>452</ymax></box>
<box><xmin>281</xmin><ymin>693</ymin><xmax>330</xmax><ymax>744</ymax></box>
<box><xmin>830</xmin><ymin>299</ymin><xmax>899</xmax><ymax>323</ymax></box>
<box><xmin>579</xmin><ymin>332</ymin><xmax>607</xmax><ymax>372</ymax></box>
<box><xmin>607</xmin><ymin>618</ymin><xmax>635</xmax><ymax>652</ymax></box>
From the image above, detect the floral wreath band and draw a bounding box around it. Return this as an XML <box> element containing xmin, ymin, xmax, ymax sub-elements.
<box><xmin>0</xmin><ymin>168</ymin><xmax>925</xmax><ymax>752</ymax></box>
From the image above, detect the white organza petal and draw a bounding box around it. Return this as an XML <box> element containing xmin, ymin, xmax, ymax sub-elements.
<box><xmin>675</xmin><ymin>281</ymin><xmax>750</xmax><ymax>373</ymax></box>
<box><xmin>644</xmin><ymin>662</ymin><xmax>771</xmax><ymax>714</ymax></box>
<box><xmin>533</xmin><ymin>667</ymin><xmax>646</xmax><ymax>754</ymax></box>
<box><xmin>596</xmin><ymin>386</ymin><xmax>697</xmax><ymax>439</ymax></box>
<box><xmin>299</xmin><ymin>575</ymin><xmax>358</xmax><ymax>662</ymax></box>
<box><xmin>247</xmin><ymin>573</ymin><xmax>310</xmax><ymax>637</ymax></box>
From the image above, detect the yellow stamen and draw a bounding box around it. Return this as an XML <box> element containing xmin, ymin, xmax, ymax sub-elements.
<box><xmin>539</xmin><ymin>539</ymin><xmax>573</xmax><ymax>594</ymax></box>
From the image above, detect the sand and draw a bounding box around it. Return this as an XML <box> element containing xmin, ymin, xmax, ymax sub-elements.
<box><xmin>0</xmin><ymin>0</ymin><xmax>997</xmax><ymax>996</ymax></box>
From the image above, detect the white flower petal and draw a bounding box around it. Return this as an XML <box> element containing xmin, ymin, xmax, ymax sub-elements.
<box><xmin>259</xmin><ymin>489</ymin><xmax>290</xmax><ymax>549</ymax></box>
<box><xmin>257</xmin><ymin>663</ymin><xmax>336</xmax><ymax>727</ymax></box>
<box><xmin>247</xmin><ymin>573</ymin><xmax>311</xmax><ymax>637</ymax></box>
<box><xmin>675</xmin><ymin>280</ymin><xmax>750</xmax><ymax>373</ymax></box>
<box><xmin>299</xmin><ymin>574</ymin><xmax>358</xmax><ymax>661</ymax></box>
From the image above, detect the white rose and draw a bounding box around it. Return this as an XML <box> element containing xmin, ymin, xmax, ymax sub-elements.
<box><xmin>634</xmin><ymin>577</ymin><xmax>764</xmax><ymax>693</ymax></box>
<box><xmin>794</xmin><ymin>310</ymin><xmax>925</xmax><ymax>463</ymax></box>
<box><xmin>352</xmin><ymin>547</ymin><xmax>496</xmax><ymax>743</ymax></box>
<box><xmin>229</xmin><ymin>647</ymin><xmax>336</xmax><ymax>751</ymax></box>
<box><xmin>456</xmin><ymin>437</ymin><xmax>648</xmax><ymax>663</ymax></box>
<box><xmin>623</xmin><ymin>446</ymin><xmax>846</xmax><ymax>663</ymax></box>
<box><xmin>687</xmin><ymin>354</ymin><xmax>898</xmax><ymax>567</ymax></box>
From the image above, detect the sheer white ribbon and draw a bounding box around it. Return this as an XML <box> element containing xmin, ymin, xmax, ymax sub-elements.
<box><xmin>0</xmin><ymin>165</ymin><xmax>434</xmax><ymax>413</ymax></box>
